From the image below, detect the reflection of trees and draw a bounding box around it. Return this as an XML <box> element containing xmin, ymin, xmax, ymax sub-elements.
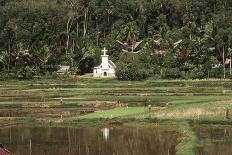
<box><xmin>0</xmin><ymin>126</ymin><xmax>180</xmax><ymax>155</ymax></box>
<box><xmin>194</xmin><ymin>126</ymin><xmax>232</xmax><ymax>155</ymax></box>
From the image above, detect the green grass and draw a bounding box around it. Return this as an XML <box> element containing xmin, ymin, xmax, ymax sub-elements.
<box><xmin>176</xmin><ymin>121</ymin><xmax>197</xmax><ymax>155</ymax></box>
<box><xmin>0</xmin><ymin>103</ymin><xmax>22</xmax><ymax>109</ymax></box>
<box><xmin>79</xmin><ymin>107</ymin><xmax>145</xmax><ymax>119</ymax></box>
<box><xmin>52</xmin><ymin>103</ymin><xmax>82</xmax><ymax>108</ymax></box>
<box><xmin>1</xmin><ymin>78</ymin><xmax>232</xmax><ymax>120</ymax></box>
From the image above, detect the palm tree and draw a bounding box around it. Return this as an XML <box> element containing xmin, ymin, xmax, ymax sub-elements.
<box><xmin>106</xmin><ymin>0</ymin><xmax>113</xmax><ymax>24</ymax></box>
<box><xmin>37</xmin><ymin>45</ymin><xmax>52</xmax><ymax>73</ymax></box>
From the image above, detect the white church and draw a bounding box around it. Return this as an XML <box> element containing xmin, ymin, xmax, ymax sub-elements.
<box><xmin>93</xmin><ymin>48</ymin><xmax>116</xmax><ymax>78</ymax></box>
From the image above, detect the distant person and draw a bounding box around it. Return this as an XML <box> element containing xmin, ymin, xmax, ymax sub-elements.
<box><xmin>145</xmin><ymin>98</ymin><xmax>148</xmax><ymax>107</ymax></box>
<box><xmin>148</xmin><ymin>105</ymin><xmax>151</xmax><ymax>112</ymax></box>
<box><xmin>60</xmin><ymin>97</ymin><xmax>63</xmax><ymax>104</ymax></box>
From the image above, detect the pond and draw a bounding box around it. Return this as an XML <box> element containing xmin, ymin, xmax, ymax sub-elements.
<box><xmin>0</xmin><ymin>125</ymin><xmax>179</xmax><ymax>155</ymax></box>
<box><xmin>194</xmin><ymin>125</ymin><xmax>232</xmax><ymax>155</ymax></box>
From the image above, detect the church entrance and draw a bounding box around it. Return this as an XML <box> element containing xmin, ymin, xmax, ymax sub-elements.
<box><xmin>103</xmin><ymin>72</ymin><xmax>107</xmax><ymax>76</ymax></box>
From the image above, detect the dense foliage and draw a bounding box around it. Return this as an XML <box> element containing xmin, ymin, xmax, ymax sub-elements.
<box><xmin>0</xmin><ymin>0</ymin><xmax>231</xmax><ymax>80</ymax></box>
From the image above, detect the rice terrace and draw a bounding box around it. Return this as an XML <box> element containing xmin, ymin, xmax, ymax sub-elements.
<box><xmin>0</xmin><ymin>78</ymin><xmax>232</xmax><ymax>154</ymax></box>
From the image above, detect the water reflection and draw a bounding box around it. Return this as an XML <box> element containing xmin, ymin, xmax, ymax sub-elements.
<box><xmin>101</xmin><ymin>128</ymin><xmax>110</xmax><ymax>141</ymax></box>
<box><xmin>0</xmin><ymin>125</ymin><xmax>179</xmax><ymax>155</ymax></box>
<box><xmin>194</xmin><ymin>125</ymin><xmax>232</xmax><ymax>155</ymax></box>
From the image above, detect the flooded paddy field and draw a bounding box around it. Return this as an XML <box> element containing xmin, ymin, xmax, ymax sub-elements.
<box><xmin>194</xmin><ymin>125</ymin><xmax>232</xmax><ymax>155</ymax></box>
<box><xmin>0</xmin><ymin>125</ymin><xmax>179</xmax><ymax>155</ymax></box>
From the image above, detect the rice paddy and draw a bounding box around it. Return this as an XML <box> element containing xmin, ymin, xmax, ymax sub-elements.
<box><xmin>1</xmin><ymin>78</ymin><xmax>232</xmax><ymax>154</ymax></box>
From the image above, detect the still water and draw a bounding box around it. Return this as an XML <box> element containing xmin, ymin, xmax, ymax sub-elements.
<box><xmin>194</xmin><ymin>125</ymin><xmax>232</xmax><ymax>155</ymax></box>
<box><xmin>0</xmin><ymin>125</ymin><xmax>179</xmax><ymax>155</ymax></box>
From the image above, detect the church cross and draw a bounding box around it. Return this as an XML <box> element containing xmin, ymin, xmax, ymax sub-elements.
<box><xmin>102</xmin><ymin>47</ymin><xmax>108</xmax><ymax>55</ymax></box>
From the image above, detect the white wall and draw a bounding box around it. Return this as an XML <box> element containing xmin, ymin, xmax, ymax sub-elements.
<box><xmin>93</xmin><ymin>67</ymin><xmax>115</xmax><ymax>78</ymax></box>
<box><xmin>93</xmin><ymin>68</ymin><xmax>102</xmax><ymax>77</ymax></box>
<box><xmin>101</xmin><ymin>55</ymin><xmax>109</xmax><ymax>69</ymax></box>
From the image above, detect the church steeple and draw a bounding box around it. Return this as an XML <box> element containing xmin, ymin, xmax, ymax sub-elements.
<box><xmin>102</xmin><ymin>47</ymin><xmax>108</xmax><ymax>56</ymax></box>
<box><xmin>101</xmin><ymin>47</ymin><xmax>109</xmax><ymax>69</ymax></box>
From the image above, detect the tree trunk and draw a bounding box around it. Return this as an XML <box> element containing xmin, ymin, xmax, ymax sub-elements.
<box><xmin>83</xmin><ymin>8</ymin><xmax>88</xmax><ymax>37</ymax></box>
<box><xmin>44</xmin><ymin>62</ymin><xmax>46</xmax><ymax>73</ymax></box>
<box><xmin>71</xmin><ymin>40</ymin><xmax>74</xmax><ymax>67</ymax></box>
<box><xmin>76</xmin><ymin>22</ymin><xmax>79</xmax><ymax>42</ymax></box>
<box><xmin>29</xmin><ymin>139</ymin><xmax>32</xmax><ymax>155</ymax></box>
<box><xmin>7</xmin><ymin>40</ymin><xmax>11</xmax><ymax>72</ymax></box>
<box><xmin>97</xmin><ymin>34</ymin><xmax>99</xmax><ymax>46</ymax></box>
<box><xmin>107</xmin><ymin>11</ymin><xmax>110</xmax><ymax>24</ymax></box>
<box><xmin>66</xmin><ymin>17</ymin><xmax>71</xmax><ymax>56</ymax></box>
<box><xmin>223</xmin><ymin>46</ymin><xmax>225</xmax><ymax>78</ymax></box>
<box><xmin>230</xmin><ymin>54</ymin><xmax>232</xmax><ymax>75</ymax></box>
<box><xmin>66</xmin><ymin>17</ymin><xmax>74</xmax><ymax>57</ymax></box>
<box><xmin>190</xmin><ymin>31</ymin><xmax>192</xmax><ymax>41</ymax></box>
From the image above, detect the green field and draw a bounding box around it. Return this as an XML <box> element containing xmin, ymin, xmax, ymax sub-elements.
<box><xmin>1</xmin><ymin>78</ymin><xmax>232</xmax><ymax>155</ymax></box>
<box><xmin>79</xmin><ymin>107</ymin><xmax>145</xmax><ymax>119</ymax></box>
<box><xmin>0</xmin><ymin>78</ymin><xmax>232</xmax><ymax>119</ymax></box>
<box><xmin>1</xmin><ymin>78</ymin><xmax>232</xmax><ymax>121</ymax></box>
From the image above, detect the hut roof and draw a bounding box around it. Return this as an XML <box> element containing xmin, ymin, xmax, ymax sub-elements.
<box><xmin>57</xmin><ymin>65</ymin><xmax>70</xmax><ymax>73</ymax></box>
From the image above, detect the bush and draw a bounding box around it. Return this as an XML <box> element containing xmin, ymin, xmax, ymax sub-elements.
<box><xmin>161</xmin><ymin>68</ymin><xmax>185</xmax><ymax>79</ymax></box>
<box><xmin>69</xmin><ymin>66</ymin><xmax>80</xmax><ymax>75</ymax></box>
<box><xmin>116</xmin><ymin>59</ymin><xmax>151</xmax><ymax>81</ymax></box>
<box><xmin>209</xmin><ymin>66</ymin><xmax>224</xmax><ymax>78</ymax></box>
<box><xmin>189</xmin><ymin>70</ymin><xmax>206</xmax><ymax>79</ymax></box>
<box><xmin>0</xmin><ymin>72</ymin><xmax>9</xmax><ymax>80</ymax></box>
<box><xmin>17</xmin><ymin>66</ymin><xmax>34</xmax><ymax>79</ymax></box>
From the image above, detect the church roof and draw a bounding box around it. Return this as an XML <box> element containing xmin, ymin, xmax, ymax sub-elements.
<box><xmin>94</xmin><ymin>65</ymin><xmax>101</xmax><ymax>69</ymax></box>
<box><xmin>109</xmin><ymin>60</ymin><xmax>116</xmax><ymax>68</ymax></box>
<box><xmin>93</xmin><ymin>60</ymin><xmax>116</xmax><ymax>69</ymax></box>
<box><xmin>94</xmin><ymin>60</ymin><xmax>116</xmax><ymax>69</ymax></box>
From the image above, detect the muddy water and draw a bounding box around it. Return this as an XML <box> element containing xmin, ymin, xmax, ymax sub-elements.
<box><xmin>194</xmin><ymin>125</ymin><xmax>232</xmax><ymax>155</ymax></box>
<box><xmin>0</xmin><ymin>125</ymin><xmax>179</xmax><ymax>155</ymax></box>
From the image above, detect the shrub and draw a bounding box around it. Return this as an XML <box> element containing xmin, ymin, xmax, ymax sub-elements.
<box><xmin>0</xmin><ymin>72</ymin><xmax>9</xmax><ymax>80</ymax></box>
<box><xmin>17</xmin><ymin>66</ymin><xmax>34</xmax><ymax>79</ymax></box>
<box><xmin>116</xmin><ymin>61</ymin><xmax>151</xmax><ymax>81</ymax></box>
<box><xmin>209</xmin><ymin>66</ymin><xmax>224</xmax><ymax>78</ymax></box>
<box><xmin>189</xmin><ymin>70</ymin><xmax>206</xmax><ymax>79</ymax></box>
<box><xmin>161</xmin><ymin>68</ymin><xmax>184</xmax><ymax>79</ymax></box>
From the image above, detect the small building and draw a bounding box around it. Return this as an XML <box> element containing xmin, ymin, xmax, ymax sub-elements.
<box><xmin>93</xmin><ymin>48</ymin><xmax>116</xmax><ymax>78</ymax></box>
<box><xmin>0</xmin><ymin>144</ymin><xmax>11</xmax><ymax>155</ymax></box>
<box><xmin>57</xmin><ymin>65</ymin><xmax>70</xmax><ymax>74</ymax></box>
